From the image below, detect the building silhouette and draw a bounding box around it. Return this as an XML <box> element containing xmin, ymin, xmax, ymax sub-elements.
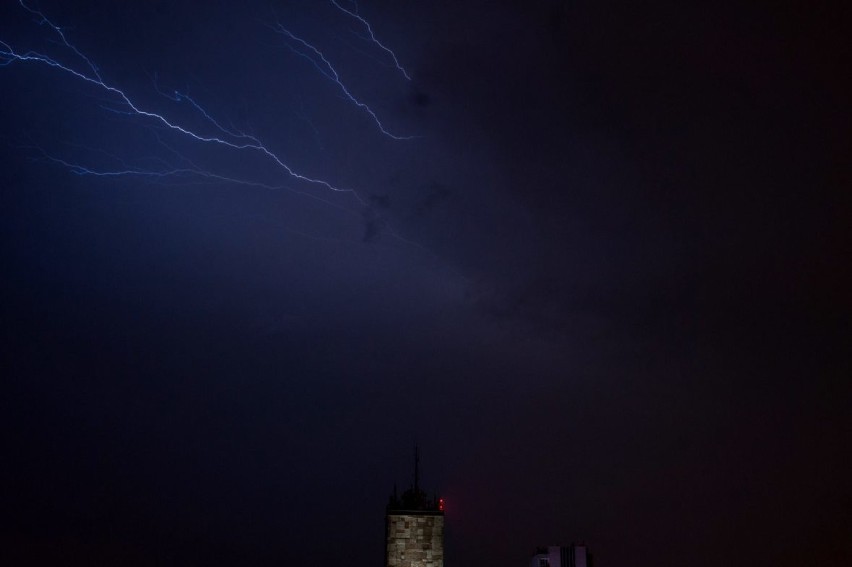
<box><xmin>386</xmin><ymin>447</ymin><xmax>444</xmax><ymax>567</ymax></box>
<box><xmin>531</xmin><ymin>544</ymin><xmax>593</xmax><ymax>567</ymax></box>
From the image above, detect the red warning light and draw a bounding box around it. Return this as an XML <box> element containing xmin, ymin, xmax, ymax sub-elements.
<box><xmin>438</xmin><ymin>498</ymin><xmax>444</xmax><ymax>511</ymax></box>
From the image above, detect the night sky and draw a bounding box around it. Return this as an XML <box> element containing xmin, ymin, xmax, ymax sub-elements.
<box><xmin>1</xmin><ymin>1</ymin><xmax>850</xmax><ymax>565</ymax></box>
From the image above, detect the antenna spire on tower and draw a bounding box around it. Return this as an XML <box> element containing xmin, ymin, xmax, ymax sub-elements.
<box><xmin>414</xmin><ymin>443</ymin><xmax>420</xmax><ymax>494</ymax></box>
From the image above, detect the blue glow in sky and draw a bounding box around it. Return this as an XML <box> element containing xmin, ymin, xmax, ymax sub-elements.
<box><xmin>1</xmin><ymin>1</ymin><xmax>848</xmax><ymax>566</ymax></box>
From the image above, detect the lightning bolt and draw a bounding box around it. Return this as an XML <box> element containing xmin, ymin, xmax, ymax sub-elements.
<box><xmin>330</xmin><ymin>0</ymin><xmax>412</xmax><ymax>81</ymax></box>
<box><xmin>16</xmin><ymin>0</ymin><xmax>103</xmax><ymax>81</ymax></box>
<box><xmin>271</xmin><ymin>24</ymin><xmax>414</xmax><ymax>140</ymax></box>
<box><xmin>2</xmin><ymin>0</ymin><xmax>461</xmax><ymax>270</ymax></box>
<box><xmin>1</xmin><ymin>1</ymin><xmax>360</xmax><ymax>202</ymax></box>
<box><xmin>12</xmin><ymin>127</ymin><xmax>358</xmax><ymax>216</ymax></box>
<box><xmin>152</xmin><ymin>77</ymin><xmax>255</xmax><ymax>143</ymax></box>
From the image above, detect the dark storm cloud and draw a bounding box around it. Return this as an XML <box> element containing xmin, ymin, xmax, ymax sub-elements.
<box><xmin>409</xmin><ymin>183</ymin><xmax>450</xmax><ymax>218</ymax></box>
<box><xmin>409</xmin><ymin>88</ymin><xmax>431</xmax><ymax>107</ymax></box>
<box><xmin>362</xmin><ymin>214</ymin><xmax>386</xmax><ymax>242</ymax></box>
<box><xmin>1</xmin><ymin>1</ymin><xmax>849</xmax><ymax>566</ymax></box>
<box><xmin>403</xmin><ymin>5</ymin><xmax>850</xmax><ymax>562</ymax></box>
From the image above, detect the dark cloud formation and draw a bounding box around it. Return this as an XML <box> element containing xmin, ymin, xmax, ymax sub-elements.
<box><xmin>1</xmin><ymin>1</ymin><xmax>849</xmax><ymax>566</ymax></box>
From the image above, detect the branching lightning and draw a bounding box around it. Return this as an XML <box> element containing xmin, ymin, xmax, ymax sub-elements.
<box><xmin>1</xmin><ymin>1</ymin><xmax>360</xmax><ymax>201</ymax></box>
<box><xmin>1</xmin><ymin>1</ymin><xmax>451</xmax><ymax>258</ymax></box>
<box><xmin>16</xmin><ymin>0</ymin><xmax>103</xmax><ymax>81</ymax></box>
<box><xmin>330</xmin><ymin>0</ymin><xmax>412</xmax><ymax>81</ymax></box>
<box><xmin>154</xmin><ymin>88</ymin><xmax>249</xmax><ymax>142</ymax></box>
<box><xmin>271</xmin><ymin>24</ymin><xmax>413</xmax><ymax>140</ymax></box>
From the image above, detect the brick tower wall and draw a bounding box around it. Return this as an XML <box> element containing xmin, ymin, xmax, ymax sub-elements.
<box><xmin>386</xmin><ymin>513</ymin><xmax>444</xmax><ymax>567</ymax></box>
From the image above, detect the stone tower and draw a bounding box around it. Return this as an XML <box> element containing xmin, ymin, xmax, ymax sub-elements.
<box><xmin>386</xmin><ymin>447</ymin><xmax>444</xmax><ymax>567</ymax></box>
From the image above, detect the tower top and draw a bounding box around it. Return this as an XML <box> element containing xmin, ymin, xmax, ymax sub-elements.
<box><xmin>414</xmin><ymin>444</ymin><xmax>420</xmax><ymax>495</ymax></box>
<box><xmin>387</xmin><ymin>445</ymin><xmax>442</xmax><ymax>514</ymax></box>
